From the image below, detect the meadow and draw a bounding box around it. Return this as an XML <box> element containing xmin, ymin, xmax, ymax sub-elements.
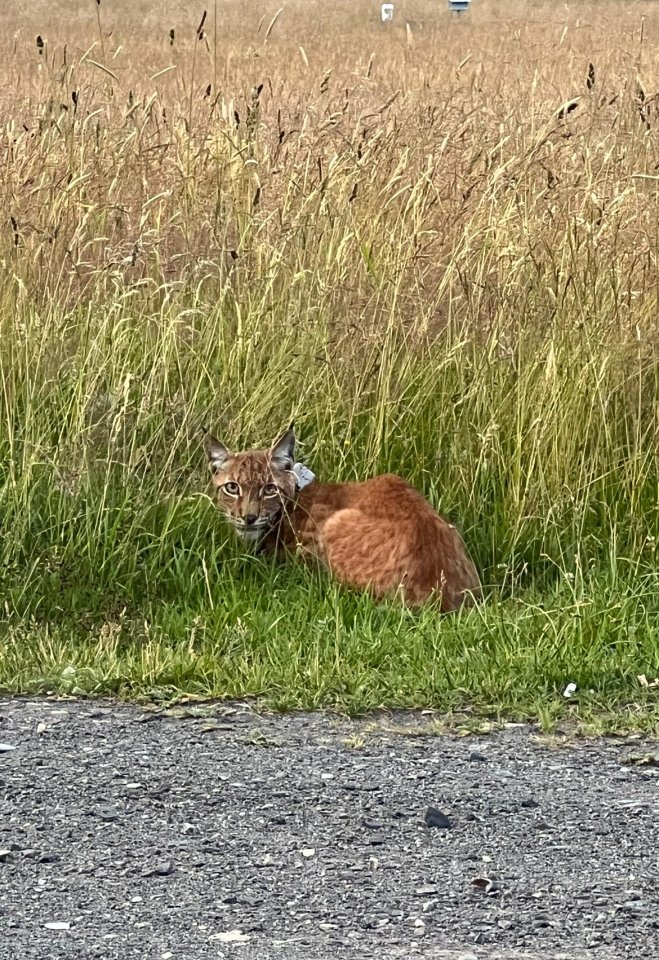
<box><xmin>1</xmin><ymin>0</ymin><xmax>659</xmax><ymax>731</ymax></box>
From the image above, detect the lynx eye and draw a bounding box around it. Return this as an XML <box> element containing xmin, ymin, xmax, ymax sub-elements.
<box><xmin>262</xmin><ymin>483</ymin><xmax>278</xmax><ymax>497</ymax></box>
<box><xmin>222</xmin><ymin>481</ymin><xmax>240</xmax><ymax>496</ymax></box>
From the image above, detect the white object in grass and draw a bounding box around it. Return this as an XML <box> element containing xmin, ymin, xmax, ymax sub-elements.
<box><xmin>293</xmin><ymin>462</ymin><xmax>316</xmax><ymax>490</ymax></box>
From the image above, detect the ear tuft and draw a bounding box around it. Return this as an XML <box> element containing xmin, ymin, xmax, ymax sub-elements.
<box><xmin>205</xmin><ymin>433</ymin><xmax>232</xmax><ymax>473</ymax></box>
<box><xmin>270</xmin><ymin>426</ymin><xmax>296</xmax><ymax>470</ymax></box>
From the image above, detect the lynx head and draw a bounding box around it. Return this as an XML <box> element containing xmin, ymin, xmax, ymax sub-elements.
<box><xmin>204</xmin><ymin>426</ymin><xmax>298</xmax><ymax>546</ymax></box>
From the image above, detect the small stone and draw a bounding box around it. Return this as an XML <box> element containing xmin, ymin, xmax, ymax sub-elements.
<box><xmin>45</xmin><ymin>921</ymin><xmax>70</xmax><ymax>931</ymax></box>
<box><xmin>424</xmin><ymin>807</ymin><xmax>452</xmax><ymax>829</ymax></box>
<box><xmin>38</xmin><ymin>852</ymin><xmax>60</xmax><ymax>863</ymax></box>
<box><xmin>485</xmin><ymin>879</ymin><xmax>505</xmax><ymax>896</ymax></box>
<box><xmin>469</xmin><ymin>752</ymin><xmax>488</xmax><ymax>762</ymax></box>
<box><xmin>0</xmin><ymin>849</ymin><xmax>12</xmax><ymax>861</ymax></box>
<box><xmin>521</xmin><ymin>799</ymin><xmax>540</xmax><ymax>809</ymax></box>
<box><xmin>36</xmin><ymin>722</ymin><xmax>47</xmax><ymax>734</ymax></box>
<box><xmin>471</xmin><ymin>876</ymin><xmax>504</xmax><ymax>895</ymax></box>
<box><xmin>142</xmin><ymin>859</ymin><xmax>174</xmax><ymax>878</ymax></box>
<box><xmin>625</xmin><ymin>753</ymin><xmax>659</xmax><ymax>767</ymax></box>
<box><xmin>622</xmin><ymin>900</ymin><xmax>646</xmax><ymax>913</ymax></box>
<box><xmin>415</xmin><ymin>885</ymin><xmax>438</xmax><ymax>896</ymax></box>
<box><xmin>94</xmin><ymin>805</ymin><xmax>119</xmax><ymax>822</ymax></box>
<box><xmin>210</xmin><ymin>930</ymin><xmax>250</xmax><ymax>943</ymax></box>
<box><xmin>0</xmin><ymin>743</ymin><xmax>16</xmax><ymax>753</ymax></box>
<box><xmin>301</xmin><ymin>848</ymin><xmax>315</xmax><ymax>858</ymax></box>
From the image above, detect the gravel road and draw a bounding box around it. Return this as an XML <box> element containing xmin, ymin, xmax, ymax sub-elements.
<box><xmin>1</xmin><ymin>697</ymin><xmax>658</xmax><ymax>960</ymax></box>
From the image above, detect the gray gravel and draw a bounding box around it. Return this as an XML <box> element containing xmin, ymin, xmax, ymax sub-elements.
<box><xmin>1</xmin><ymin>697</ymin><xmax>658</xmax><ymax>960</ymax></box>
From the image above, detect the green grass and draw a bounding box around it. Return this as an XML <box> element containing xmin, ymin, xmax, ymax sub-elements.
<box><xmin>1</xmin><ymin>298</ymin><xmax>658</xmax><ymax>732</ymax></box>
<box><xmin>2</xmin><ymin>552</ymin><xmax>659</xmax><ymax>734</ymax></box>
<box><xmin>1</xmin><ymin>1</ymin><xmax>659</xmax><ymax>732</ymax></box>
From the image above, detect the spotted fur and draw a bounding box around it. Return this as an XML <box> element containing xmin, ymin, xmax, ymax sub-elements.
<box><xmin>205</xmin><ymin>427</ymin><xmax>480</xmax><ymax>610</ymax></box>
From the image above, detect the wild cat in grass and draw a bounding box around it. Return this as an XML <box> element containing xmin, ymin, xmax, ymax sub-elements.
<box><xmin>204</xmin><ymin>426</ymin><xmax>480</xmax><ymax>611</ymax></box>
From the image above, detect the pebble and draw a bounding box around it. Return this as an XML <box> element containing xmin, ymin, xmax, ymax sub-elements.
<box><xmin>38</xmin><ymin>852</ymin><xmax>60</xmax><ymax>863</ymax></box>
<box><xmin>210</xmin><ymin>930</ymin><xmax>250</xmax><ymax>943</ymax></box>
<box><xmin>93</xmin><ymin>805</ymin><xmax>120</xmax><ymax>822</ymax></box>
<box><xmin>424</xmin><ymin>807</ymin><xmax>452</xmax><ymax>829</ymax></box>
<box><xmin>621</xmin><ymin>900</ymin><xmax>647</xmax><ymax>913</ymax></box>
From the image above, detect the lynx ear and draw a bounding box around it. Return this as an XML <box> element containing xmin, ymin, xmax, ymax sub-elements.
<box><xmin>204</xmin><ymin>431</ymin><xmax>232</xmax><ymax>473</ymax></box>
<box><xmin>270</xmin><ymin>424</ymin><xmax>295</xmax><ymax>470</ymax></box>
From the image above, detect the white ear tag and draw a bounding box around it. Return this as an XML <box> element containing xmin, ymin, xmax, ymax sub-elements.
<box><xmin>292</xmin><ymin>462</ymin><xmax>316</xmax><ymax>489</ymax></box>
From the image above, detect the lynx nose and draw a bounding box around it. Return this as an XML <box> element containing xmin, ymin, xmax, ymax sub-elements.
<box><xmin>244</xmin><ymin>513</ymin><xmax>259</xmax><ymax>526</ymax></box>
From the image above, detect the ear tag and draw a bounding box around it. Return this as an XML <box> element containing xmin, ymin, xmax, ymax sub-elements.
<box><xmin>292</xmin><ymin>462</ymin><xmax>316</xmax><ymax>489</ymax></box>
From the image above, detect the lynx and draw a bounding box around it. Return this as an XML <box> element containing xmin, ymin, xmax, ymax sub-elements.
<box><xmin>204</xmin><ymin>426</ymin><xmax>480</xmax><ymax>610</ymax></box>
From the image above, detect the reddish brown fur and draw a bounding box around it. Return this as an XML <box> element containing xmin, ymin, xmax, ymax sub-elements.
<box><xmin>205</xmin><ymin>429</ymin><xmax>480</xmax><ymax>611</ymax></box>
